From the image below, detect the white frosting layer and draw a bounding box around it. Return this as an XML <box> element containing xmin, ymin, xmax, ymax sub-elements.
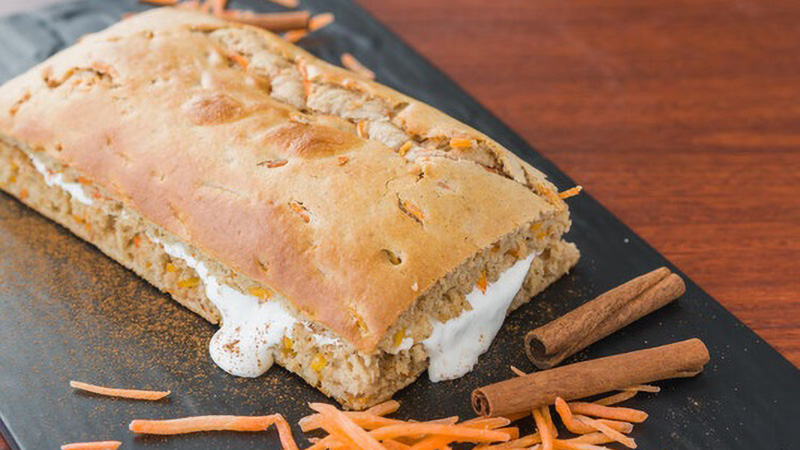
<box><xmin>28</xmin><ymin>154</ymin><xmax>94</xmax><ymax>205</ymax></box>
<box><xmin>156</xmin><ymin>238</ymin><xmax>299</xmax><ymax>377</ymax></box>
<box><xmin>423</xmin><ymin>253</ymin><xmax>537</xmax><ymax>382</ymax></box>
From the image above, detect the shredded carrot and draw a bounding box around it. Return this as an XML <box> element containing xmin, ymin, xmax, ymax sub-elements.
<box><xmin>408</xmin><ymin>417</ymin><xmax>509</xmax><ymax>450</ymax></box>
<box><xmin>449</xmin><ymin>138</ymin><xmax>472</xmax><ymax>148</ymax></box>
<box><xmin>593</xmin><ymin>390</ymin><xmax>637</xmax><ymax>406</ymax></box>
<box><xmin>625</xmin><ymin>384</ymin><xmax>661</xmax><ymax>393</ymax></box>
<box><xmin>475</xmin><ymin>433</ymin><xmax>541</xmax><ymax>450</ymax></box>
<box><xmin>297</xmin><ymin>59</ymin><xmax>312</xmax><ymax>97</ymax></box>
<box><xmin>283</xmin><ymin>29</ymin><xmax>309</xmax><ymax>43</ymax></box>
<box><xmin>301</xmin><ymin>413</ymin><xmax>404</xmax><ymax>432</ymax></box>
<box><xmin>227</xmin><ymin>51</ymin><xmax>249</xmax><ymax>69</ymax></box>
<box><xmin>61</xmin><ymin>442</ymin><xmax>121</xmax><ymax>450</ymax></box>
<box><xmin>138</xmin><ymin>0</ymin><xmax>178</xmax><ymax>5</ymax></box>
<box><xmin>577</xmin><ymin>416</ymin><xmax>636</xmax><ymax>449</ymax></box>
<box><xmin>274</xmin><ymin>414</ymin><xmax>300</xmax><ymax>450</ymax></box>
<box><xmin>554</xmin><ymin>398</ymin><xmax>632</xmax><ymax>435</ymax></box>
<box><xmin>567</xmin><ymin>403</ymin><xmax>648</xmax><ymax>423</ymax></box>
<box><xmin>553</xmin><ymin>439</ymin><xmax>611</xmax><ymax>450</ymax></box>
<box><xmin>309</xmin><ymin>12</ymin><xmax>335</xmax><ymax>31</ymax></box>
<box><xmin>76</xmin><ymin>176</ymin><xmax>92</xmax><ymax>185</ymax></box>
<box><xmin>70</xmin><ymin>381</ymin><xmax>169</xmax><ymax>401</ymax></box>
<box><xmin>558</xmin><ymin>186</ymin><xmax>582</xmax><ymax>199</ymax></box>
<box><xmin>133</xmin><ymin>235</ymin><xmax>141</xmax><ymax>249</ymax></box>
<box><xmin>271</xmin><ymin>0</ymin><xmax>300</xmax><ymax>7</ymax></box>
<box><xmin>398</xmin><ymin>141</ymin><xmax>413</xmax><ymax>156</ymax></box>
<box><xmin>371</xmin><ymin>423</ymin><xmax>510</xmax><ymax>442</ymax></box>
<box><xmin>533</xmin><ymin>407</ymin><xmax>554</xmax><ymax>450</ymax></box>
<box><xmin>495</xmin><ymin>427</ymin><xmax>519</xmax><ymax>440</ymax></box>
<box><xmin>129</xmin><ymin>415</ymin><xmax>278</xmax><ymax>434</ymax></box>
<box><xmin>337</xmin><ymin>156</ymin><xmax>350</xmax><ymax>166</ymax></box>
<box><xmin>18</xmin><ymin>188</ymin><xmax>28</xmax><ymax>200</ymax></box>
<box><xmin>509</xmin><ymin>365</ymin><xmax>527</xmax><ymax>377</ymax></box>
<box><xmin>311</xmin><ymin>403</ymin><xmax>385</xmax><ymax>450</ymax></box>
<box><xmin>341</xmin><ymin>53</ymin><xmax>375</xmax><ymax>79</ymax></box>
<box><xmin>364</xmin><ymin>399</ymin><xmax>401</xmax><ymax>416</ymax></box>
<box><xmin>476</xmin><ymin>269</ymin><xmax>488</xmax><ymax>294</ymax></box>
<box><xmin>383</xmin><ymin>440</ymin><xmax>411</xmax><ymax>450</ymax></box>
<box><xmin>357</xmin><ymin>120</ymin><xmax>368</xmax><ymax>138</ymax></box>
<box><xmin>565</xmin><ymin>433</ymin><xmax>614</xmax><ymax>445</ymax></box>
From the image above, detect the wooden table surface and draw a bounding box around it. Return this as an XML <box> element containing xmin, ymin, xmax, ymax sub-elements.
<box><xmin>0</xmin><ymin>1</ymin><xmax>798</xmax><ymax>447</ymax></box>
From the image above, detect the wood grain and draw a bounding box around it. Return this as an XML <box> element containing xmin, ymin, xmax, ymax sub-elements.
<box><xmin>357</xmin><ymin>0</ymin><xmax>800</xmax><ymax>365</ymax></box>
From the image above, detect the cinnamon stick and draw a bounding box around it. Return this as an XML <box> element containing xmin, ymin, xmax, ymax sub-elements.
<box><xmin>525</xmin><ymin>267</ymin><xmax>685</xmax><ymax>369</ymax></box>
<box><xmin>218</xmin><ymin>10</ymin><xmax>311</xmax><ymax>32</ymax></box>
<box><xmin>472</xmin><ymin>338</ymin><xmax>709</xmax><ymax>418</ymax></box>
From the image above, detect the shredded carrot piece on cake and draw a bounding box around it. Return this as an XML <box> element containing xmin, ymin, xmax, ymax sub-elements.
<box><xmin>70</xmin><ymin>381</ymin><xmax>169</xmax><ymax>401</ymax></box>
<box><xmin>477</xmin><ymin>270</ymin><xmax>488</xmax><ymax>294</ymax></box>
<box><xmin>449</xmin><ymin>138</ymin><xmax>473</xmax><ymax>148</ymax></box>
<box><xmin>61</xmin><ymin>442</ymin><xmax>122</xmax><ymax>450</ymax></box>
<box><xmin>558</xmin><ymin>186</ymin><xmax>582</xmax><ymax>199</ymax></box>
<box><xmin>563</xmin><ymin>432</ymin><xmax>614</xmax><ymax>445</ymax></box>
<box><xmin>341</xmin><ymin>53</ymin><xmax>375</xmax><ymax>79</ymax></box>
<box><xmin>129</xmin><ymin>415</ymin><xmax>278</xmax><ymax>434</ymax></box>
<box><xmin>567</xmin><ymin>403</ymin><xmax>648</xmax><ymax>423</ymax></box>
<box><xmin>309</xmin><ymin>12</ymin><xmax>335</xmax><ymax>31</ymax></box>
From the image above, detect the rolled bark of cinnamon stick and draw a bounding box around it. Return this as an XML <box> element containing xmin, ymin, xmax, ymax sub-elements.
<box><xmin>472</xmin><ymin>338</ymin><xmax>709</xmax><ymax>417</ymax></box>
<box><xmin>525</xmin><ymin>267</ymin><xmax>685</xmax><ymax>369</ymax></box>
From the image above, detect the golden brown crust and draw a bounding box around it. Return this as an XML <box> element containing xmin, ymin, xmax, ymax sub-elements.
<box><xmin>0</xmin><ymin>8</ymin><xmax>573</xmax><ymax>352</ymax></box>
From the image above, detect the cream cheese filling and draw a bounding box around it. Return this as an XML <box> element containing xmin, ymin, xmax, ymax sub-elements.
<box><xmin>422</xmin><ymin>252</ymin><xmax>538</xmax><ymax>382</ymax></box>
<box><xmin>28</xmin><ymin>153</ymin><xmax>94</xmax><ymax>206</ymax></box>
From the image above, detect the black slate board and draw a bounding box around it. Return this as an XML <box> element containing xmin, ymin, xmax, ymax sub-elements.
<box><xmin>0</xmin><ymin>1</ymin><xmax>798</xmax><ymax>449</ymax></box>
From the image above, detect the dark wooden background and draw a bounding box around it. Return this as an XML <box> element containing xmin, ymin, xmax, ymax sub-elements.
<box><xmin>357</xmin><ymin>0</ymin><xmax>800</xmax><ymax>366</ymax></box>
<box><xmin>0</xmin><ymin>1</ymin><xmax>798</xmax><ymax>447</ymax></box>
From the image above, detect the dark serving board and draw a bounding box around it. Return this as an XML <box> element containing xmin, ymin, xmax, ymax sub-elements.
<box><xmin>0</xmin><ymin>0</ymin><xmax>798</xmax><ymax>449</ymax></box>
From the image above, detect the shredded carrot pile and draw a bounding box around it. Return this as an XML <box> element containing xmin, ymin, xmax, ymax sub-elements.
<box><xmin>61</xmin><ymin>442</ymin><xmax>122</xmax><ymax>450</ymax></box>
<box><xmin>341</xmin><ymin>53</ymin><xmax>376</xmax><ymax>80</ymax></box>
<box><xmin>302</xmin><ymin>402</ymin><xmax>513</xmax><ymax>450</ymax></box>
<box><xmin>70</xmin><ymin>381</ymin><xmax>170</xmax><ymax>401</ymax></box>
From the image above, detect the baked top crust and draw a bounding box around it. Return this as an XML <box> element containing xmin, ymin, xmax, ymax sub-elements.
<box><xmin>0</xmin><ymin>8</ymin><xmax>570</xmax><ymax>352</ymax></box>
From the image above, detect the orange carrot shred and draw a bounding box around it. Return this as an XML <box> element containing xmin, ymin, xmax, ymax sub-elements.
<box><xmin>477</xmin><ymin>270</ymin><xmax>487</xmax><ymax>294</ymax></box>
<box><xmin>70</xmin><ymin>381</ymin><xmax>169</xmax><ymax>401</ymax></box>
<box><xmin>558</xmin><ymin>186</ymin><xmax>582</xmax><ymax>199</ymax></box>
<box><xmin>309</xmin><ymin>12</ymin><xmax>335</xmax><ymax>31</ymax></box>
<box><xmin>270</xmin><ymin>0</ymin><xmax>300</xmax><ymax>7</ymax></box>
<box><xmin>533</xmin><ymin>407</ymin><xmax>554</xmax><ymax>450</ymax></box>
<box><xmin>310</xmin><ymin>403</ymin><xmax>385</xmax><ymax>450</ymax></box>
<box><xmin>449</xmin><ymin>138</ymin><xmax>472</xmax><ymax>148</ymax></box>
<box><xmin>283</xmin><ymin>29</ymin><xmax>309</xmax><ymax>43</ymax></box>
<box><xmin>577</xmin><ymin>416</ymin><xmax>636</xmax><ymax>449</ymax></box>
<box><xmin>341</xmin><ymin>53</ymin><xmax>375</xmax><ymax>79</ymax></box>
<box><xmin>364</xmin><ymin>399</ymin><xmax>400</xmax><ymax>416</ymax></box>
<box><xmin>129</xmin><ymin>415</ymin><xmax>278</xmax><ymax>435</ymax></box>
<box><xmin>554</xmin><ymin>398</ymin><xmax>632</xmax><ymax>435</ymax></box>
<box><xmin>274</xmin><ymin>414</ymin><xmax>300</xmax><ymax>450</ymax></box>
<box><xmin>133</xmin><ymin>235</ymin><xmax>141</xmax><ymax>249</ymax></box>
<box><xmin>138</xmin><ymin>0</ymin><xmax>178</xmax><ymax>5</ymax></box>
<box><xmin>542</xmin><ymin>404</ymin><xmax>558</xmax><ymax>439</ymax></box>
<box><xmin>567</xmin><ymin>402</ymin><xmax>648</xmax><ymax>423</ymax></box>
<box><xmin>593</xmin><ymin>390</ymin><xmax>637</xmax><ymax>406</ymax></box>
<box><xmin>61</xmin><ymin>442</ymin><xmax>122</xmax><ymax>450</ymax></box>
